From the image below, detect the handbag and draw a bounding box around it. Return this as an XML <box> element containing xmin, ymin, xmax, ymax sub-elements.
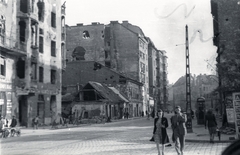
<box><xmin>149</xmin><ymin>136</ymin><xmax>154</xmax><ymax>142</ymax></box>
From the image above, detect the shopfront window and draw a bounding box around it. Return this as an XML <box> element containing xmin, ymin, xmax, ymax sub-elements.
<box><xmin>0</xmin><ymin>92</ymin><xmax>6</xmax><ymax>116</ymax></box>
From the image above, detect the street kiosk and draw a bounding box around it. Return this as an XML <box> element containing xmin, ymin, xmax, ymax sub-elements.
<box><xmin>197</xmin><ymin>97</ymin><xmax>205</xmax><ymax>125</ymax></box>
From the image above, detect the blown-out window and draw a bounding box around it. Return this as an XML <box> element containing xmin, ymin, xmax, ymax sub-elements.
<box><xmin>0</xmin><ymin>57</ymin><xmax>6</xmax><ymax>76</ymax></box>
<box><xmin>51</xmin><ymin>69</ymin><xmax>56</xmax><ymax>84</ymax></box>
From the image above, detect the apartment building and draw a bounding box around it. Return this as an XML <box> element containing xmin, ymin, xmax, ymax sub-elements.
<box><xmin>0</xmin><ymin>0</ymin><xmax>65</xmax><ymax>127</ymax></box>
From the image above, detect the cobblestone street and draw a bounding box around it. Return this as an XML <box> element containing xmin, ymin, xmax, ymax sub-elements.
<box><xmin>0</xmin><ymin>117</ymin><xmax>231</xmax><ymax>155</ymax></box>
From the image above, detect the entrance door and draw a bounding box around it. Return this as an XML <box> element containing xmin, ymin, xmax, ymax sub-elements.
<box><xmin>19</xmin><ymin>96</ymin><xmax>28</xmax><ymax>127</ymax></box>
<box><xmin>37</xmin><ymin>102</ymin><xmax>45</xmax><ymax>124</ymax></box>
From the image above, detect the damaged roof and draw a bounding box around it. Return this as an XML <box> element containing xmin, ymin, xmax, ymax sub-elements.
<box><xmin>108</xmin><ymin>87</ymin><xmax>129</xmax><ymax>103</ymax></box>
<box><xmin>85</xmin><ymin>81</ymin><xmax>125</xmax><ymax>103</ymax></box>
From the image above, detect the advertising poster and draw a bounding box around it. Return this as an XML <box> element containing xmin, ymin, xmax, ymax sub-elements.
<box><xmin>232</xmin><ymin>92</ymin><xmax>240</xmax><ymax>139</ymax></box>
<box><xmin>226</xmin><ymin>108</ymin><xmax>235</xmax><ymax>123</ymax></box>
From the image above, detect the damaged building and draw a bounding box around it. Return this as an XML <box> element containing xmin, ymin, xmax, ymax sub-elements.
<box><xmin>0</xmin><ymin>0</ymin><xmax>66</xmax><ymax>127</ymax></box>
<box><xmin>66</xmin><ymin>21</ymin><xmax>153</xmax><ymax>115</ymax></box>
<box><xmin>62</xmin><ymin>61</ymin><xmax>143</xmax><ymax>118</ymax></box>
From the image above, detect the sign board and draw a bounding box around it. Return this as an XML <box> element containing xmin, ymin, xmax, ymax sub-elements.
<box><xmin>226</xmin><ymin>108</ymin><xmax>235</xmax><ymax>123</ymax></box>
<box><xmin>232</xmin><ymin>92</ymin><xmax>240</xmax><ymax>139</ymax></box>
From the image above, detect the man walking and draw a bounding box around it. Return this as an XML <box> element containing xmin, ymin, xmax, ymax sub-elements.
<box><xmin>171</xmin><ymin>106</ymin><xmax>187</xmax><ymax>155</ymax></box>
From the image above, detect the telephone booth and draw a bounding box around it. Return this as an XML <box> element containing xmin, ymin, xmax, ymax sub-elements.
<box><xmin>197</xmin><ymin>97</ymin><xmax>205</xmax><ymax>125</ymax></box>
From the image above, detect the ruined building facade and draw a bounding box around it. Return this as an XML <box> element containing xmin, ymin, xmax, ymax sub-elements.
<box><xmin>66</xmin><ymin>21</ymin><xmax>168</xmax><ymax>114</ymax></box>
<box><xmin>148</xmin><ymin>39</ymin><xmax>168</xmax><ymax>111</ymax></box>
<box><xmin>0</xmin><ymin>0</ymin><xmax>65</xmax><ymax>127</ymax></box>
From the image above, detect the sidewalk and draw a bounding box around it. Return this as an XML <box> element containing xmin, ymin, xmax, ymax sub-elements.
<box><xmin>20</xmin><ymin>116</ymin><xmax>143</xmax><ymax>136</ymax></box>
<box><xmin>185</xmin><ymin>117</ymin><xmax>236</xmax><ymax>143</ymax></box>
<box><xmin>19</xmin><ymin>116</ymin><xmax>237</xmax><ymax>143</ymax></box>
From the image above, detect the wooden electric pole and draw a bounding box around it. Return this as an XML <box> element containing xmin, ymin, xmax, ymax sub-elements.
<box><xmin>185</xmin><ymin>25</ymin><xmax>193</xmax><ymax>133</ymax></box>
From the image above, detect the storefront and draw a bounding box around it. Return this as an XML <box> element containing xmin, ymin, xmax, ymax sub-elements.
<box><xmin>0</xmin><ymin>80</ymin><xmax>14</xmax><ymax>119</ymax></box>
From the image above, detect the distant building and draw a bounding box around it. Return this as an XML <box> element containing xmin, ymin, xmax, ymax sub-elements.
<box><xmin>173</xmin><ymin>74</ymin><xmax>218</xmax><ymax>111</ymax></box>
<box><xmin>0</xmin><ymin>0</ymin><xmax>66</xmax><ymax>127</ymax></box>
<box><xmin>147</xmin><ymin>39</ymin><xmax>168</xmax><ymax>112</ymax></box>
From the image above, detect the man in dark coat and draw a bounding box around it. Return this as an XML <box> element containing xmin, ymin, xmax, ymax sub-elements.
<box><xmin>10</xmin><ymin>116</ymin><xmax>17</xmax><ymax>128</ymax></box>
<box><xmin>171</xmin><ymin>106</ymin><xmax>187</xmax><ymax>155</ymax></box>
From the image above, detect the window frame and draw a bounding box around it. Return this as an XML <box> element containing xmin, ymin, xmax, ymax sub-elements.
<box><xmin>0</xmin><ymin>57</ymin><xmax>6</xmax><ymax>77</ymax></box>
<box><xmin>50</xmin><ymin>69</ymin><xmax>56</xmax><ymax>84</ymax></box>
<box><xmin>51</xmin><ymin>12</ymin><xmax>56</xmax><ymax>28</ymax></box>
<box><xmin>51</xmin><ymin>40</ymin><xmax>56</xmax><ymax>57</ymax></box>
<box><xmin>39</xmin><ymin>66</ymin><xmax>44</xmax><ymax>82</ymax></box>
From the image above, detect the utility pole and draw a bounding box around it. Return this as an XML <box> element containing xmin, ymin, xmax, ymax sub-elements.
<box><xmin>185</xmin><ymin>25</ymin><xmax>193</xmax><ymax>133</ymax></box>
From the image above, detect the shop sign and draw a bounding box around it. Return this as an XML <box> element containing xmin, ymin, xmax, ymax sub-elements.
<box><xmin>226</xmin><ymin>108</ymin><xmax>235</xmax><ymax>123</ymax></box>
<box><xmin>0</xmin><ymin>82</ymin><xmax>12</xmax><ymax>90</ymax></box>
<box><xmin>232</xmin><ymin>92</ymin><xmax>240</xmax><ymax>139</ymax></box>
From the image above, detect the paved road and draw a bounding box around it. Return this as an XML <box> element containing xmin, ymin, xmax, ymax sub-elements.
<box><xmin>0</xmin><ymin>117</ymin><xmax>231</xmax><ymax>155</ymax></box>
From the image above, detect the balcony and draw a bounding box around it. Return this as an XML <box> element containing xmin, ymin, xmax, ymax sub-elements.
<box><xmin>14</xmin><ymin>77</ymin><xmax>27</xmax><ymax>89</ymax></box>
<box><xmin>0</xmin><ymin>38</ymin><xmax>26</xmax><ymax>56</ymax></box>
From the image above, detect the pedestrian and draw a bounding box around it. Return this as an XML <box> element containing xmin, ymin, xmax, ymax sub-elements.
<box><xmin>126</xmin><ymin>111</ymin><xmax>129</xmax><ymax>119</ymax></box>
<box><xmin>205</xmin><ymin>109</ymin><xmax>218</xmax><ymax>143</ymax></box>
<box><xmin>10</xmin><ymin>116</ymin><xmax>17</xmax><ymax>128</ymax></box>
<box><xmin>142</xmin><ymin>111</ymin><xmax>144</xmax><ymax>117</ymax></box>
<box><xmin>171</xmin><ymin>106</ymin><xmax>187</xmax><ymax>155</ymax></box>
<box><xmin>33</xmin><ymin>116</ymin><xmax>39</xmax><ymax>129</ymax></box>
<box><xmin>153</xmin><ymin>109</ymin><xmax>169</xmax><ymax>155</ymax></box>
<box><xmin>0</xmin><ymin>116</ymin><xmax>4</xmax><ymax>137</ymax></box>
<box><xmin>191</xmin><ymin>110</ymin><xmax>194</xmax><ymax>119</ymax></box>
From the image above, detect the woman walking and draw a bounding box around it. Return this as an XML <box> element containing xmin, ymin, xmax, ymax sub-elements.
<box><xmin>153</xmin><ymin>109</ymin><xmax>169</xmax><ymax>155</ymax></box>
<box><xmin>205</xmin><ymin>109</ymin><xmax>218</xmax><ymax>143</ymax></box>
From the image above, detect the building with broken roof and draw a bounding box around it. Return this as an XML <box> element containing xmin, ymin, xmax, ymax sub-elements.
<box><xmin>62</xmin><ymin>60</ymin><xmax>143</xmax><ymax>118</ymax></box>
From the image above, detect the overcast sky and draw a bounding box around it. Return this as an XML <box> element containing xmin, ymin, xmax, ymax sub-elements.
<box><xmin>64</xmin><ymin>0</ymin><xmax>217</xmax><ymax>84</ymax></box>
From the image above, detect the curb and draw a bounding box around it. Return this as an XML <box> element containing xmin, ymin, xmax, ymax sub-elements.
<box><xmin>185</xmin><ymin>139</ymin><xmax>236</xmax><ymax>143</ymax></box>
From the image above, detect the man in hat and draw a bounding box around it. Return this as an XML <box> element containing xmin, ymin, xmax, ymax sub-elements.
<box><xmin>171</xmin><ymin>106</ymin><xmax>187</xmax><ymax>155</ymax></box>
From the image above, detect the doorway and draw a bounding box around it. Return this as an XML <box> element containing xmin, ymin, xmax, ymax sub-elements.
<box><xmin>37</xmin><ymin>95</ymin><xmax>45</xmax><ymax>124</ymax></box>
<box><xmin>18</xmin><ymin>95</ymin><xmax>28</xmax><ymax>127</ymax></box>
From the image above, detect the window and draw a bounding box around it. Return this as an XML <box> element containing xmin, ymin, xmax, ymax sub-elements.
<box><xmin>0</xmin><ymin>57</ymin><xmax>6</xmax><ymax>76</ymax></box>
<box><xmin>37</xmin><ymin>0</ymin><xmax>44</xmax><ymax>22</ymax></box>
<box><xmin>39</xmin><ymin>66</ymin><xmax>43</xmax><ymax>82</ymax></box>
<box><xmin>31</xmin><ymin>62</ymin><xmax>37</xmax><ymax>80</ymax></box>
<box><xmin>50</xmin><ymin>69</ymin><xmax>56</xmax><ymax>84</ymax></box>
<box><xmin>140</xmin><ymin>62</ymin><xmax>145</xmax><ymax>73</ymax></box>
<box><xmin>83</xmin><ymin>31</ymin><xmax>90</xmax><ymax>39</ymax></box>
<box><xmin>19</xmin><ymin>21</ymin><xmax>26</xmax><ymax>42</ymax></box>
<box><xmin>0</xmin><ymin>17</ymin><xmax>5</xmax><ymax>44</ymax></box>
<box><xmin>31</xmin><ymin>0</ymin><xmax>35</xmax><ymax>13</ymax></box>
<box><xmin>51</xmin><ymin>40</ymin><xmax>56</xmax><ymax>56</ymax></box>
<box><xmin>39</xmin><ymin>36</ymin><xmax>43</xmax><ymax>53</ymax></box>
<box><xmin>51</xmin><ymin>12</ymin><xmax>56</xmax><ymax>28</ymax></box>
<box><xmin>16</xmin><ymin>58</ymin><xmax>25</xmax><ymax>78</ymax></box>
<box><xmin>20</xmin><ymin>0</ymin><xmax>28</xmax><ymax>13</ymax></box>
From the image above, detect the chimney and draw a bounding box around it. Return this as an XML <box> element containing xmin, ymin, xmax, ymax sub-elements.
<box><xmin>110</xmin><ymin>21</ymin><xmax>118</xmax><ymax>24</ymax></box>
<box><xmin>92</xmin><ymin>22</ymin><xmax>100</xmax><ymax>25</ymax></box>
<box><xmin>76</xmin><ymin>23</ymin><xmax>83</xmax><ymax>26</ymax></box>
<box><xmin>122</xmin><ymin>20</ymin><xmax>129</xmax><ymax>27</ymax></box>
